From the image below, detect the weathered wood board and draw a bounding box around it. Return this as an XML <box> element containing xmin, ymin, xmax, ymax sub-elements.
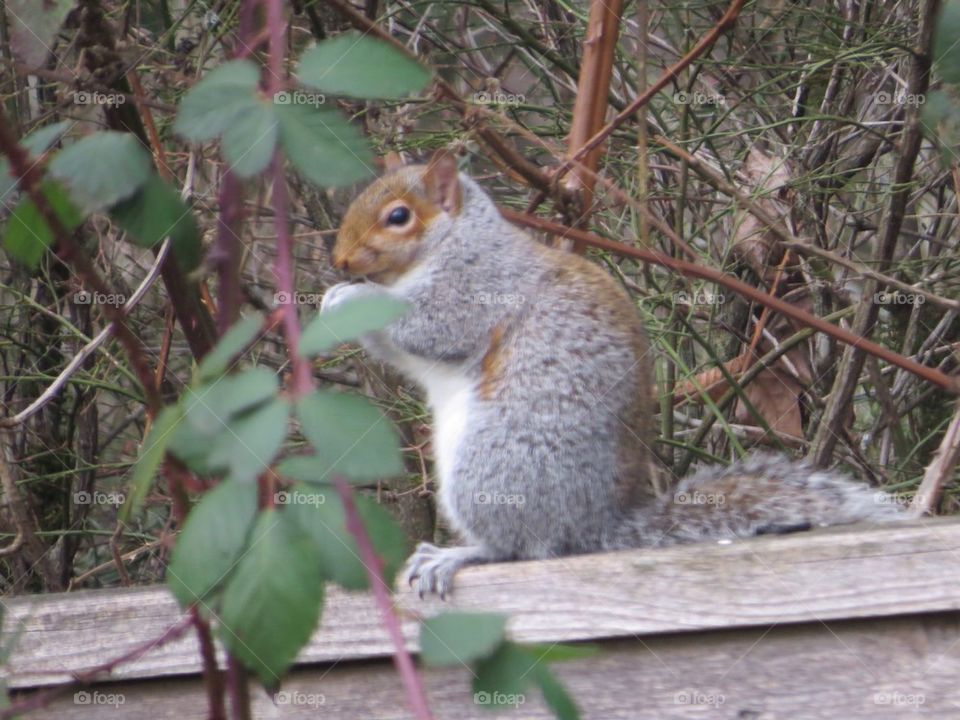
<box><xmin>4</xmin><ymin>519</ymin><xmax>960</xmax><ymax>718</ymax></box>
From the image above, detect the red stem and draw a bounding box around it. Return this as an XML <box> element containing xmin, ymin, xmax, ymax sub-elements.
<box><xmin>335</xmin><ymin>478</ymin><xmax>434</xmax><ymax>720</ymax></box>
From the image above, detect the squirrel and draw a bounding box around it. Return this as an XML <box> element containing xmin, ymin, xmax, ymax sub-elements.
<box><xmin>321</xmin><ymin>152</ymin><xmax>906</xmax><ymax>598</ymax></box>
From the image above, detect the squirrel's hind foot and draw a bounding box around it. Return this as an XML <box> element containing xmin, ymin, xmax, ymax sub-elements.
<box><xmin>405</xmin><ymin>543</ymin><xmax>491</xmax><ymax>599</ymax></box>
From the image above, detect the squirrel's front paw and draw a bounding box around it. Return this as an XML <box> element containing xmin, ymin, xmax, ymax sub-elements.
<box><xmin>405</xmin><ymin>543</ymin><xmax>489</xmax><ymax>599</ymax></box>
<box><xmin>320</xmin><ymin>281</ymin><xmax>368</xmax><ymax>313</ymax></box>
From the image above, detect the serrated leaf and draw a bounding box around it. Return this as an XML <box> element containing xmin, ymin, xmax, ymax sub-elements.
<box><xmin>301</xmin><ymin>294</ymin><xmax>409</xmax><ymax>356</ymax></box>
<box><xmin>275</xmin><ymin>103</ymin><xmax>374</xmax><ymax>187</ymax></box>
<box><xmin>8</xmin><ymin>0</ymin><xmax>73</xmax><ymax>69</ymax></box>
<box><xmin>298</xmin><ymin>34</ymin><xmax>432</xmax><ymax>100</ymax></box>
<box><xmin>218</xmin><ymin>509</ymin><xmax>324</xmax><ymax>685</ymax></box>
<box><xmin>180</xmin><ymin>367</ymin><xmax>280</xmax><ymax>437</ymax></box>
<box><xmin>222</xmin><ymin>102</ymin><xmax>278</xmax><ymax>178</ymax></box>
<box><xmin>296</xmin><ymin>391</ymin><xmax>403</xmax><ymax>481</ymax></box>
<box><xmin>174</xmin><ymin>60</ymin><xmax>262</xmax><ymax>142</ymax></box>
<box><xmin>285</xmin><ymin>485</ymin><xmax>407</xmax><ymax>589</ymax></box>
<box><xmin>49</xmin><ymin>132</ymin><xmax>152</xmax><ymax>214</ymax></box>
<box><xmin>535</xmin><ymin>666</ymin><xmax>580</xmax><ymax>720</ymax></box>
<box><xmin>3</xmin><ymin>181</ymin><xmax>83</xmax><ymax>268</ymax></box>
<box><xmin>121</xmin><ymin>404</ymin><xmax>184</xmax><ymax>521</ymax></box>
<box><xmin>473</xmin><ymin>642</ymin><xmax>538</xmax><ymax>701</ymax></box>
<box><xmin>207</xmin><ymin>397</ymin><xmax>290</xmax><ymax>484</ymax></box>
<box><xmin>167</xmin><ymin>480</ymin><xmax>258</xmax><ymax>607</ymax></box>
<box><xmin>935</xmin><ymin>0</ymin><xmax>960</xmax><ymax>86</ymax></box>
<box><xmin>421</xmin><ymin>613</ymin><xmax>508</xmax><ymax>666</ymax></box>
<box><xmin>198</xmin><ymin>313</ymin><xmax>266</xmax><ymax>381</ymax></box>
<box><xmin>110</xmin><ymin>173</ymin><xmax>201</xmax><ymax>270</ymax></box>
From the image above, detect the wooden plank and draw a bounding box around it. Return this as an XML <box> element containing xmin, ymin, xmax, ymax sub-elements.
<box><xmin>4</xmin><ymin>519</ymin><xmax>960</xmax><ymax>689</ymax></box>
<box><xmin>14</xmin><ymin>613</ymin><xmax>960</xmax><ymax>719</ymax></box>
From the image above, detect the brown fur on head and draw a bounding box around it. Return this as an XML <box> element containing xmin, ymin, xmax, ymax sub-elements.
<box><xmin>333</xmin><ymin>152</ymin><xmax>463</xmax><ymax>284</ymax></box>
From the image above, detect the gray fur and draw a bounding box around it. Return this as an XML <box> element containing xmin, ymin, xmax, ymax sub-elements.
<box><xmin>324</xmin><ymin>173</ymin><xmax>907</xmax><ymax>598</ymax></box>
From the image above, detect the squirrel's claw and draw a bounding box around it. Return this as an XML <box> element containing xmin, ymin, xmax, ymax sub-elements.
<box><xmin>404</xmin><ymin>543</ymin><xmax>489</xmax><ymax>599</ymax></box>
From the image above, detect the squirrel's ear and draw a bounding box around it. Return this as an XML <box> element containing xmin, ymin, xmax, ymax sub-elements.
<box><xmin>382</xmin><ymin>151</ymin><xmax>404</xmax><ymax>172</ymax></box>
<box><xmin>423</xmin><ymin>151</ymin><xmax>462</xmax><ymax>214</ymax></box>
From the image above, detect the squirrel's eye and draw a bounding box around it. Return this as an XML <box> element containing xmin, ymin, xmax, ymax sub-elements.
<box><xmin>386</xmin><ymin>206</ymin><xmax>411</xmax><ymax>226</ymax></box>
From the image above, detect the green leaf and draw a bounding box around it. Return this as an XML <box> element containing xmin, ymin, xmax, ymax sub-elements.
<box><xmin>8</xmin><ymin>0</ymin><xmax>73</xmax><ymax>69</ymax></box>
<box><xmin>218</xmin><ymin>509</ymin><xmax>324</xmax><ymax>685</ymax></box>
<box><xmin>285</xmin><ymin>485</ymin><xmax>408</xmax><ymax>590</ymax></box>
<box><xmin>48</xmin><ymin>132</ymin><xmax>153</xmax><ymax>214</ymax></box>
<box><xmin>935</xmin><ymin>0</ymin><xmax>960</xmax><ymax>85</ymax></box>
<box><xmin>174</xmin><ymin>60</ymin><xmax>262</xmax><ymax>141</ymax></box>
<box><xmin>207</xmin><ymin>397</ymin><xmax>290</xmax><ymax>484</ymax></box>
<box><xmin>473</xmin><ymin>642</ymin><xmax>538</xmax><ymax>702</ymax></box>
<box><xmin>296</xmin><ymin>391</ymin><xmax>403</xmax><ymax>482</ymax></box>
<box><xmin>167</xmin><ymin>480</ymin><xmax>258</xmax><ymax>607</ymax></box>
<box><xmin>3</xmin><ymin>181</ymin><xmax>83</xmax><ymax>268</ymax></box>
<box><xmin>535</xmin><ymin>666</ymin><xmax>580</xmax><ymax>720</ymax></box>
<box><xmin>420</xmin><ymin>613</ymin><xmax>508</xmax><ymax>667</ymax></box>
<box><xmin>300</xmin><ymin>294</ymin><xmax>409</xmax><ymax>356</ymax></box>
<box><xmin>1</xmin><ymin>122</ymin><xmax>71</xmax><ymax>203</ymax></box>
<box><xmin>110</xmin><ymin>174</ymin><xmax>202</xmax><ymax>270</ymax></box>
<box><xmin>222</xmin><ymin>102</ymin><xmax>278</xmax><ymax>178</ymax></box>
<box><xmin>298</xmin><ymin>34</ymin><xmax>432</xmax><ymax>100</ymax></box>
<box><xmin>275</xmin><ymin>103</ymin><xmax>374</xmax><ymax>187</ymax></box>
<box><xmin>180</xmin><ymin>367</ymin><xmax>280</xmax><ymax>437</ymax></box>
<box><xmin>197</xmin><ymin>313</ymin><xmax>266</xmax><ymax>381</ymax></box>
<box><xmin>121</xmin><ymin>404</ymin><xmax>184</xmax><ymax>521</ymax></box>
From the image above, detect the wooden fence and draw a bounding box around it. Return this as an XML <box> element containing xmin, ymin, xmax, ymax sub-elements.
<box><xmin>4</xmin><ymin>519</ymin><xmax>960</xmax><ymax>718</ymax></box>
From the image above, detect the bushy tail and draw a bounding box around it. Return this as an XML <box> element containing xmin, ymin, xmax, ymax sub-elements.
<box><xmin>614</xmin><ymin>453</ymin><xmax>909</xmax><ymax>549</ymax></box>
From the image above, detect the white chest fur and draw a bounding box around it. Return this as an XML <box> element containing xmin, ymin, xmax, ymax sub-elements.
<box><xmin>394</xmin><ymin>354</ymin><xmax>475</xmax><ymax>487</ymax></box>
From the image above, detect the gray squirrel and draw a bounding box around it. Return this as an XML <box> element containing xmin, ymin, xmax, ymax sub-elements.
<box><xmin>321</xmin><ymin>152</ymin><xmax>905</xmax><ymax>597</ymax></box>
